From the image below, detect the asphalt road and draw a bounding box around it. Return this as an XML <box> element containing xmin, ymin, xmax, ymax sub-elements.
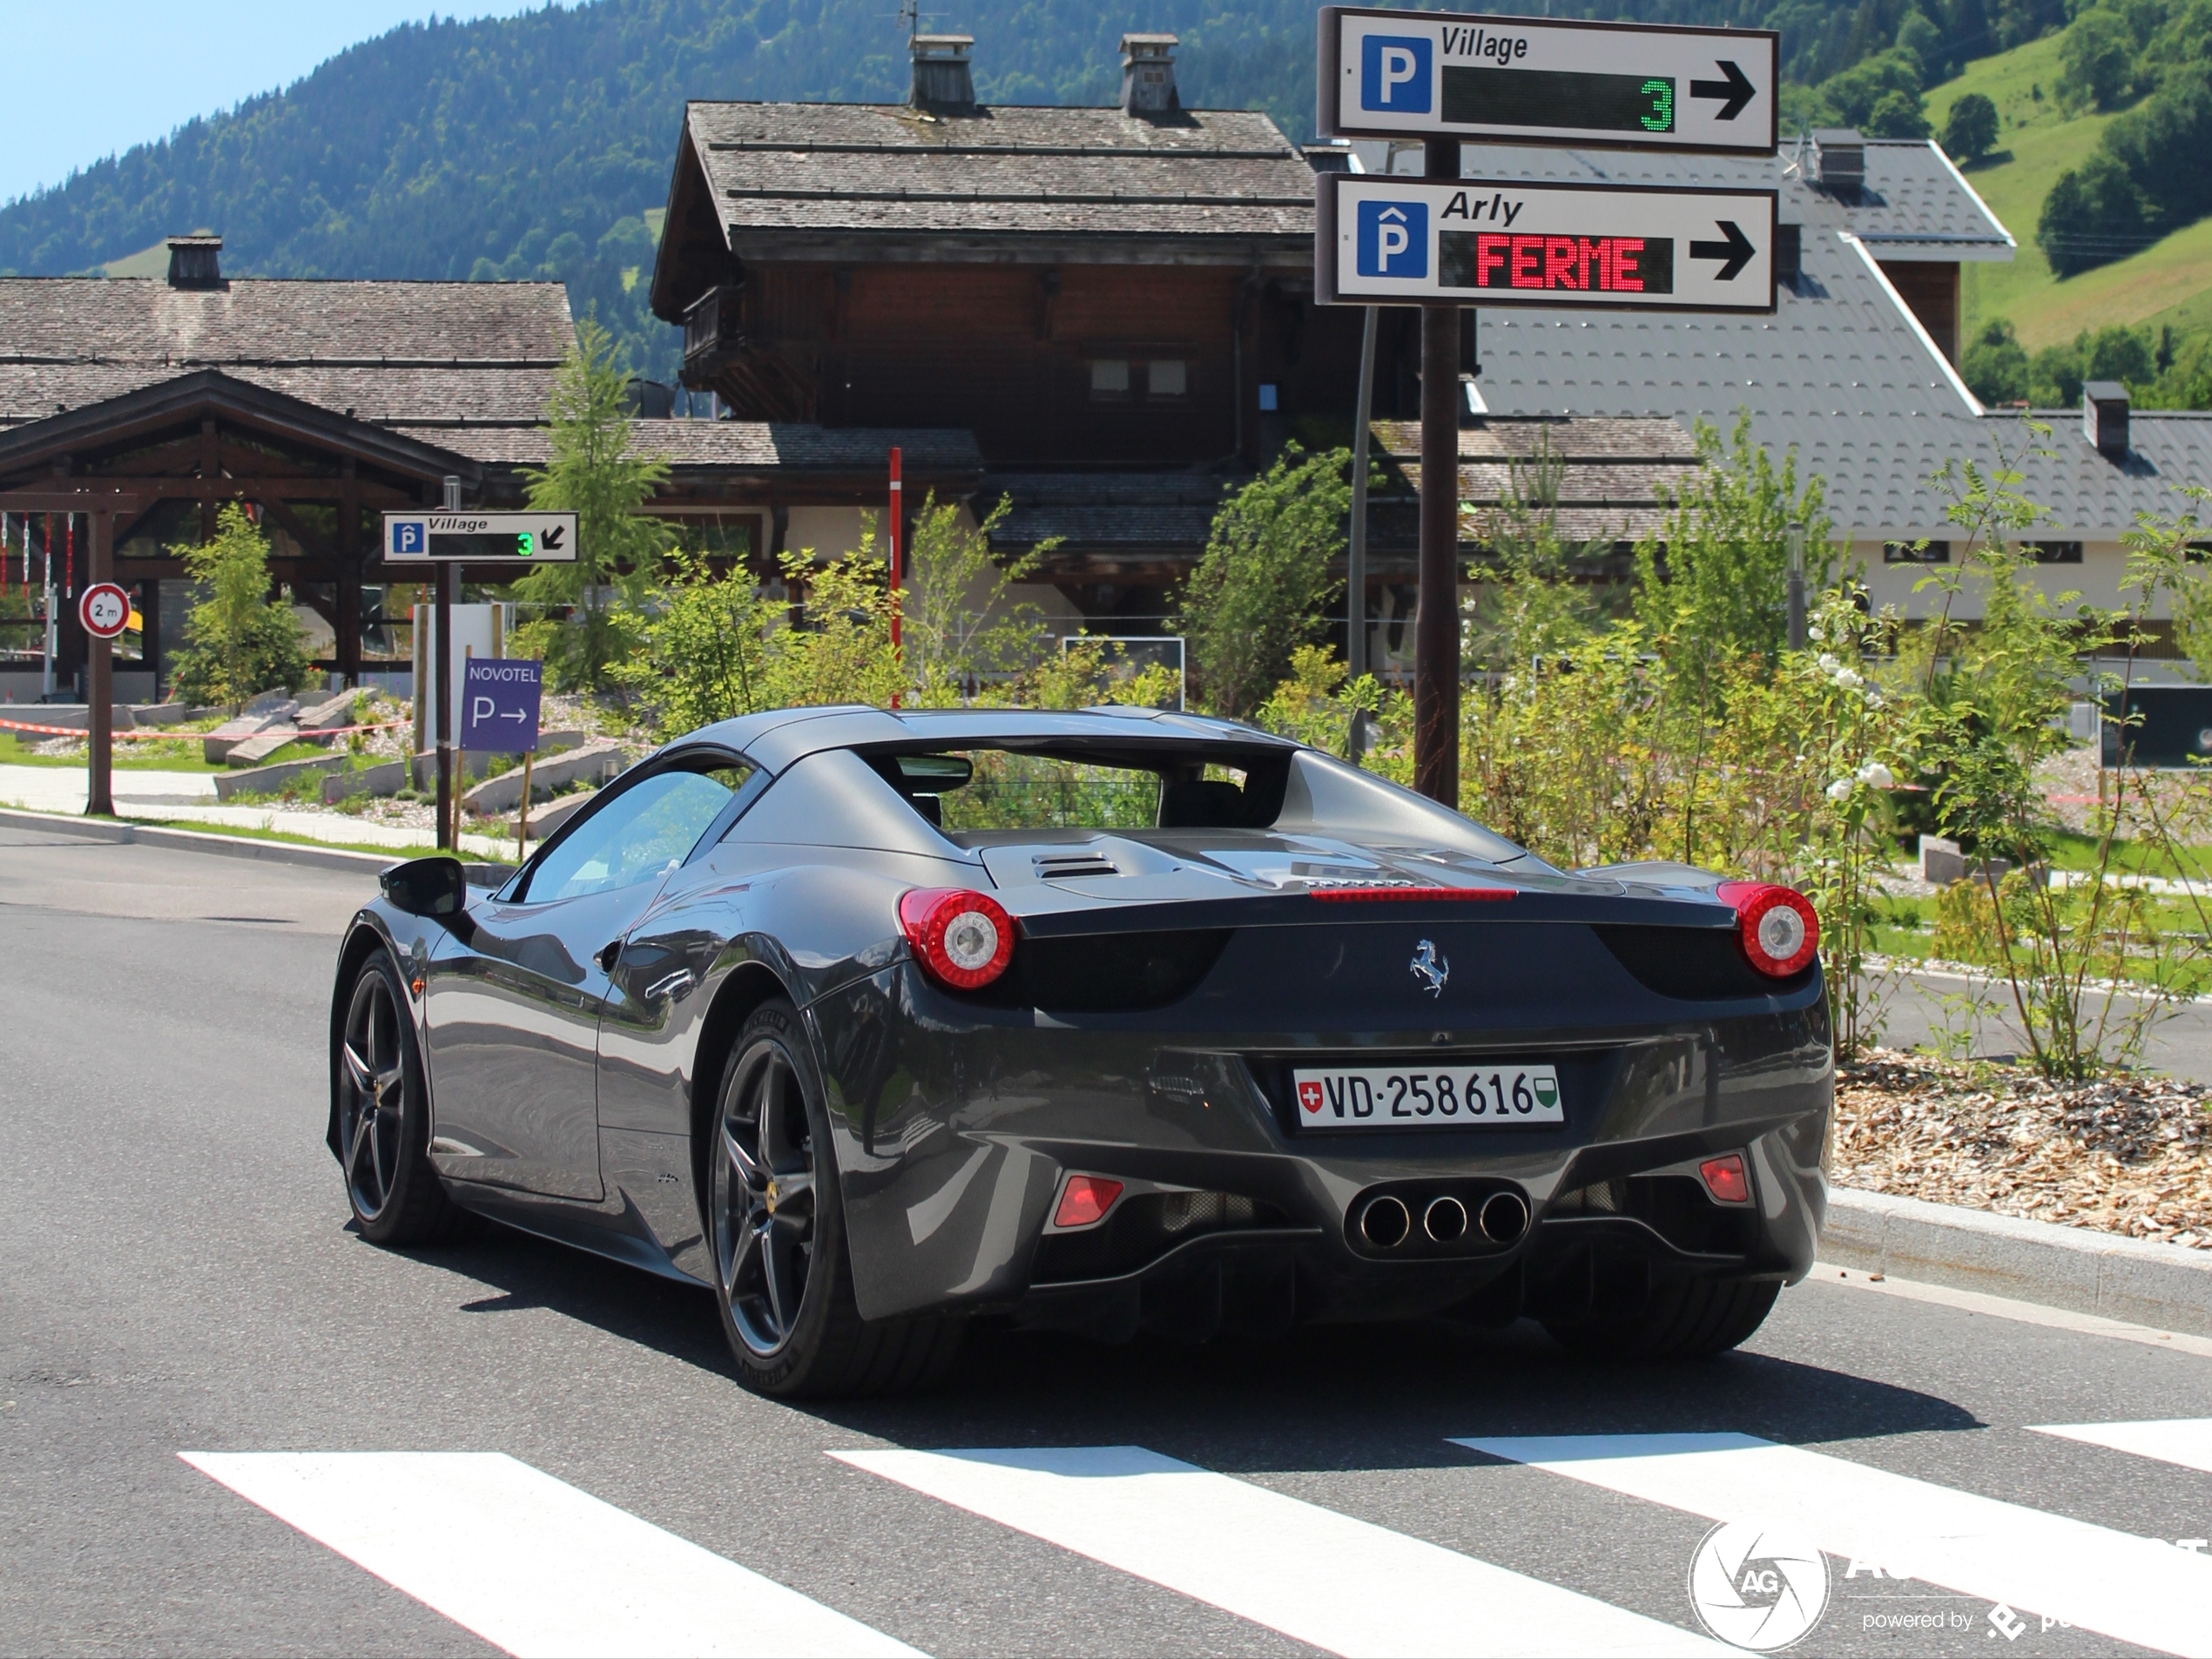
<box><xmin>4</xmin><ymin>826</ymin><xmax>2210</xmax><ymax>1658</ymax></box>
<box><xmin>1873</xmin><ymin>969</ymin><xmax>2212</xmax><ymax>1082</ymax></box>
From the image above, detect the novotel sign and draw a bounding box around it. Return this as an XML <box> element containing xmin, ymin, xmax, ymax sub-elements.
<box><xmin>1318</xmin><ymin>6</ymin><xmax>1778</xmax><ymax>157</ymax></box>
<box><xmin>1316</xmin><ymin>174</ymin><xmax>1777</xmax><ymax>312</ymax></box>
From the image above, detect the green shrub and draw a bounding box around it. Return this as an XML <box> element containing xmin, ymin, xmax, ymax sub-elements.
<box><xmin>165</xmin><ymin>502</ymin><xmax>311</xmax><ymax>711</ymax></box>
<box><xmin>1943</xmin><ymin>91</ymin><xmax>2000</xmax><ymax>160</ymax></box>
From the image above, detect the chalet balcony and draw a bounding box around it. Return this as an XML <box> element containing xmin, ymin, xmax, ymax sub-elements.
<box><xmin>681</xmin><ymin>284</ymin><xmax>743</xmax><ymax>383</ymax></box>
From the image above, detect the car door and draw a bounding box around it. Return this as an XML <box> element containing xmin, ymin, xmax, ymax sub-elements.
<box><xmin>423</xmin><ymin>756</ymin><xmax>755</xmax><ymax>1200</ymax></box>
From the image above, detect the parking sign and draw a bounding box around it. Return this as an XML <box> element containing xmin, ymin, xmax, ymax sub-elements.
<box><xmin>1357</xmin><ymin>199</ymin><xmax>1429</xmax><ymax>279</ymax></box>
<box><xmin>460</xmin><ymin>658</ymin><xmax>543</xmax><ymax>753</ymax></box>
<box><xmin>1361</xmin><ymin>34</ymin><xmax>1432</xmax><ymax>112</ymax></box>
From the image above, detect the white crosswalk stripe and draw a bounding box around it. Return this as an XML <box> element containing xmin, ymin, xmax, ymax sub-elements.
<box><xmin>180</xmin><ymin>1452</ymin><xmax>921</xmax><ymax>1659</ymax></box>
<box><xmin>2031</xmin><ymin>1418</ymin><xmax>2212</xmax><ymax>1476</ymax></box>
<box><xmin>828</xmin><ymin>1444</ymin><xmax>1726</xmax><ymax>1657</ymax></box>
<box><xmin>1455</xmin><ymin>1433</ymin><xmax>2212</xmax><ymax>1659</ymax></box>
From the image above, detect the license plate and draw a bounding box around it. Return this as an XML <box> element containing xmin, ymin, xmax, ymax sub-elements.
<box><xmin>1290</xmin><ymin>1064</ymin><xmax>1563</xmax><ymax>1130</ymax></box>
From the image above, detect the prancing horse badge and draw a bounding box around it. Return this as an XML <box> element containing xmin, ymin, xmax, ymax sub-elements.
<box><xmin>1410</xmin><ymin>939</ymin><xmax>1449</xmax><ymax>997</ymax></box>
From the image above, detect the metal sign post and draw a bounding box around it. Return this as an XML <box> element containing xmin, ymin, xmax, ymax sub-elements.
<box><xmin>386</xmin><ymin>501</ymin><xmax>577</xmax><ymax>853</ymax></box>
<box><xmin>1318</xmin><ymin>6</ymin><xmax>1777</xmax><ymax>155</ymax></box>
<box><xmin>84</xmin><ymin>515</ymin><xmax>114</xmax><ymax>818</ymax></box>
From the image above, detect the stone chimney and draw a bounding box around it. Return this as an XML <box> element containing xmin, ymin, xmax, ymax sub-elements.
<box><xmin>911</xmin><ymin>35</ymin><xmax>975</xmax><ymax>111</ymax></box>
<box><xmin>1120</xmin><ymin>33</ymin><xmax>1180</xmax><ymax>115</ymax></box>
<box><xmin>165</xmin><ymin>234</ymin><xmax>223</xmax><ymax>289</ymax></box>
<box><xmin>1809</xmin><ymin>129</ymin><xmax>1864</xmax><ymax>198</ymax></box>
<box><xmin>2084</xmin><ymin>381</ymin><xmax>2130</xmax><ymax>459</ymax></box>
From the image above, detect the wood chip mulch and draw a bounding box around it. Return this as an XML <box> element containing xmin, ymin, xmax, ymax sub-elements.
<box><xmin>1834</xmin><ymin>1047</ymin><xmax>2212</xmax><ymax>1249</ymax></box>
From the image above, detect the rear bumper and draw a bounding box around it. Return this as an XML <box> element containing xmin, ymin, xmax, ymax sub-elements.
<box><xmin>813</xmin><ymin>961</ymin><xmax>1832</xmax><ymax>1327</ymax></box>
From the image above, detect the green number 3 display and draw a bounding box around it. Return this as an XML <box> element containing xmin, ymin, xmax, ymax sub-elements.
<box><xmin>1640</xmin><ymin>78</ymin><xmax>1675</xmax><ymax>132</ymax></box>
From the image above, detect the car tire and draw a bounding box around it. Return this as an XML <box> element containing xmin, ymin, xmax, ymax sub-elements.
<box><xmin>708</xmin><ymin>999</ymin><xmax>963</xmax><ymax>1398</ymax></box>
<box><xmin>336</xmin><ymin>949</ymin><xmax>469</xmax><ymax>1246</ymax></box>
<box><xmin>1541</xmin><ymin>1276</ymin><xmax>1779</xmax><ymax>1360</ymax></box>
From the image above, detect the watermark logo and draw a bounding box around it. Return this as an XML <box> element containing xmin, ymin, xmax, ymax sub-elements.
<box><xmin>1987</xmin><ymin>1603</ymin><xmax>2027</xmax><ymax>1642</ymax></box>
<box><xmin>1688</xmin><ymin>1519</ymin><xmax>1831</xmax><ymax>1650</ymax></box>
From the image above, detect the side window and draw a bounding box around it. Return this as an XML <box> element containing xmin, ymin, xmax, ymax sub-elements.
<box><xmin>522</xmin><ymin>765</ymin><xmax>752</xmax><ymax>903</ymax></box>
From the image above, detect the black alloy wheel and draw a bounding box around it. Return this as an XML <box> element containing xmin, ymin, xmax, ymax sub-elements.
<box><xmin>341</xmin><ymin>967</ymin><xmax>408</xmax><ymax>1224</ymax></box>
<box><xmin>335</xmin><ymin>950</ymin><xmax>466</xmax><ymax>1245</ymax></box>
<box><xmin>714</xmin><ymin>1037</ymin><xmax>820</xmax><ymax>1358</ymax></box>
<box><xmin>706</xmin><ymin>999</ymin><xmax>964</xmax><ymax>1398</ymax></box>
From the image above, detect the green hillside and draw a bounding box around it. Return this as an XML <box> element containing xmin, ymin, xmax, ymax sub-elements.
<box><xmin>1929</xmin><ymin>3</ymin><xmax>2212</xmax><ymax>404</ymax></box>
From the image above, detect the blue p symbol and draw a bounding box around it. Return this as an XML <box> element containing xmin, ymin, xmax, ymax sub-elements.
<box><xmin>1357</xmin><ymin>200</ymin><xmax>1428</xmax><ymax>279</ymax></box>
<box><xmin>392</xmin><ymin>521</ymin><xmax>425</xmax><ymax>555</ymax></box>
<box><xmin>1361</xmin><ymin>34</ymin><xmax>1432</xmax><ymax>112</ymax></box>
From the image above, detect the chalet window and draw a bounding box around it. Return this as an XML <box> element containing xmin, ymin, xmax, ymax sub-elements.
<box><xmin>2025</xmin><ymin>540</ymin><xmax>2083</xmax><ymax>563</ymax></box>
<box><xmin>1089</xmin><ymin>354</ymin><xmax>1190</xmax><ymax>404</ymax></box>
<box><xmin>1885</xmin><ymin>540</ymin><xmax>1950</xmax><ymax>564</ymax></box>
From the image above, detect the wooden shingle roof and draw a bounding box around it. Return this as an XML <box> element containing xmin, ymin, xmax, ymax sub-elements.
<box><xmin>671</xmin><ymin>100</ymin><xmax>1317</xmax><ymax>273</ymax></box>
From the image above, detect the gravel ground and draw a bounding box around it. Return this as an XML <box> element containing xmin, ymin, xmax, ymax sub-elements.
<box><xmin>1836</xmin><ymin>1046</ymin><xmax>2212</xmax><ymax>1248</ymax></box>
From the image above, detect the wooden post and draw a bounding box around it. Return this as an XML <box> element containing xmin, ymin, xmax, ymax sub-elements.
<box><xmin>1413</xmin><ymin>138</ymin><xmax>1462</xmax><ymax>807</ymax></box>
<box><xmin>516</xmin><ymin>748</ymin><xmax>535</xmax><ymax>865</ymax></box>
<box><xmin>86</xmin><ymin>511</ymin><xmax>113</xmax><ymax>818</ymax></box>
<box><xmin>435</xmin><ymin>563</ymin><xmax>455</xmax><ymax>851</ymax></box>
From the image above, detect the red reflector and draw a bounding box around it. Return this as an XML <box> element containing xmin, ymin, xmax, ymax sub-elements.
<box><xmin>1309</xmin><ymin>886</ymin><xmax>1514</xmax><ymax>902</ymax></box>
<box><xmin>1054</xmin><ymin>1176</ymin><xmax>1123</xmax><ymax>1229</ymax></box>
<box><xmin>1699</xmin><ymin>1154</ymin><xmax>1750</xmax><ymax>1205</ymax></box>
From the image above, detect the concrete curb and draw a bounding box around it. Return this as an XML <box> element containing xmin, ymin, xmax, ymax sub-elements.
<box><xmin>1824</xmin><ymin>1186</ymin><xmax>2212</xmax><ymax>1338</ymax></box>
<box><xmin>0</xmin><ymin>806</ymin><xmax>515</xmax><ymax>886</ymax></box>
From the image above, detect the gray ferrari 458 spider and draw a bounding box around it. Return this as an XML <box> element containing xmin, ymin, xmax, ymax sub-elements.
<box><xmin>328</xmin><ymin>705</ymin><xmax>1832</xmax><ymax>1396</ymax></box>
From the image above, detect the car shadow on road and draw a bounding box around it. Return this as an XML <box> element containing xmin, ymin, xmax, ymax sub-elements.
<box><xmin>395</xmin><ymin>1220</ymin><xmax>1982</xmax><ymax>1470</ymax></box>
<box><xmin>807</xmin><ymin>1316</ymin><xmax>1984</xmax><ymax>1472</ymax></box>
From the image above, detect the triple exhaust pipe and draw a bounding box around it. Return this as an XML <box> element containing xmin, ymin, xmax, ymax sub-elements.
<box><xmin>1357</xmin><ymin>1189</ymin><xmax>1527</xmax><ymax>1250</ymax></box>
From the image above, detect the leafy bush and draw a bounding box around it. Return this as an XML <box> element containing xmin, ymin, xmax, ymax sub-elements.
<box><xmin>2060</xmin><ymin>6</ymin><xmax>2141</xmax><ymax>108</ymax></box>
<box><xmin>1174</xmin><ymin>445</ymin><xmax>1349</xmax><ymax>720</ymax></box>
<box><xmin>1942</xmin><ymin>91</ymin><xmax>2001</xmax><ymax>160</ymax></box>
<box><xmin>2037</xmin><ymin>152</ymin><xmax>2156</xmax><ymax>275</ymax></box>
<box><xmin>1963</xmin><ymin>318</ymin><xmax>2030</xmax><ymax>404</ymax></box>
<box><xmin>165</xmin><ymin>503</ymin><xmax>312</xmax><ymax>711</ymax></box>
<box><xmin>511</xmin><ymin>319</ymin><xmax>673</xmax><ymax>693</ymax></box>
<box><xmin>1867</xmin><ymin>88</ymin><xmax>1934</xmax><ymax>137</ymax></box>
<box><xmin>1817</xmin><ymin>49</ymin><xmax>1927</xmax><ymax>128</ymax></box>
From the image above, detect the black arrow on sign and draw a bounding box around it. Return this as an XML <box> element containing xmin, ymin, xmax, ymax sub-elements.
<box><xmin>1689</xmin><ymin>219</ymin><xmax>1756</xmax><ymax>280</ymax></box>
<box><xmin>542</xmin><ymin>524</ymin><xmax>566</xmax><ymax>550</ymax></box>
<box><xmin>1689</xmin><ymin>59</ymin><xmax>1755</xmax><ymax>120</ymax></box>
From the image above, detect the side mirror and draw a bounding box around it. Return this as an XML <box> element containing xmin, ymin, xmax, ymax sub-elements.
<box><xmin>380</xmin><ymin>855</ymin><xmax>467</xmax><ymax>921</ymax></box>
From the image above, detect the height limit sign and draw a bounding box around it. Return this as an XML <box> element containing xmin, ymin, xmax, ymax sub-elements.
<box><xmin>1318</xmin><ymin>6</ymin><xmax>1777</xmax><ymax>155</ymax></box>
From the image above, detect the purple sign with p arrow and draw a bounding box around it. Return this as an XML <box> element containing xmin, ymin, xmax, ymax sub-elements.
<box><xmin>460</xmin><ymin>658</ymin><xmax>543</xmax><ymax>753</ymax></box>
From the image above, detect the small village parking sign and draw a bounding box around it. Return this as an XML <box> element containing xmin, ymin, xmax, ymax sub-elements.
<box><xmin>460</xmin><ymin>658</ymin><xmax>542</xmax><ymax>752</ymax></box>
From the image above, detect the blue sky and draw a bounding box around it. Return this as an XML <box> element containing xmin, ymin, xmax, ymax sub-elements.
<box><xmin>1</xmin><ymin>3</ymin><xmax>570</xmax><ymax>206</ymax></box>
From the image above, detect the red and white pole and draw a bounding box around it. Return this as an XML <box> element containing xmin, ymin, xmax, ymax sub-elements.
<box><xmin>887</xmin><ymin>445</ymin><xmax>903</xmax><ymax>707</ymax></box>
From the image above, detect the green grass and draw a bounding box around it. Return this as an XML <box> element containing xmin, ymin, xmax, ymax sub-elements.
<box><xmin>0</xmin><ymin>730</ymin><xmax>229</xmax><ymax>771</ymax></box>
<box><xmin>1929</xmin><ymin>34</ymin><xmax>2212</xmax><ymax>355</ymax></box>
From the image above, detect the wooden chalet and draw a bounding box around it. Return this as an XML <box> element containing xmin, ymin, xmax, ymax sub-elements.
<box><xmin>650</xmin><ymin>31</ymin><xmax>1373</xmax><ymax>633</ymax></box>
<box><xmin>0</xmin><ymin>238</ymin><xmax>978</xmax><ymax>698</ymax></box>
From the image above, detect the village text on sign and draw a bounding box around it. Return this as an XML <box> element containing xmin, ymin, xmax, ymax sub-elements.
<box><xmin>1315</xmin><ymin>174</ymin><xmax>1777</xmax><ymax>313</ymax></box>
<box><xmin>1318</xmin><ymin>7</ymin><xmax>1778</xmax><ymax>156</ymax></box>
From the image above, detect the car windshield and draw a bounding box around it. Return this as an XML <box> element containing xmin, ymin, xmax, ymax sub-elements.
<box><xmin>862</xmin><ymin>743</ymin><xmax>1528</xmax><ymax>865</ymax></box>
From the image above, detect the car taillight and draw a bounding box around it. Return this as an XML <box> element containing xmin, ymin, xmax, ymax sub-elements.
<box><xmin>1699</xmin><ymin>1153</ymin><xmax>1751</xmax><ymax>1204</ymax></box>
<box><xmin>1053</xmin><ymin>1175</ymin><xmax>1123</xmax><ymax>1229</ymax></box>
<box><xmin>1715</xmin><ymin>880</ymin><xmax>1819</xmax><ymax>977</ymax></box>
<box><xmin>898</xmin><ymin>887</ymin><xmax>1016</xmax><ymax>990</ymax></box>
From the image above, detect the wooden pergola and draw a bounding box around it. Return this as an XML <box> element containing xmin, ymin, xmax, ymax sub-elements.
<box><xmin>0</xmin><ymin>368</ymin><xmax>491</xmax><ymax>695</ymax></box>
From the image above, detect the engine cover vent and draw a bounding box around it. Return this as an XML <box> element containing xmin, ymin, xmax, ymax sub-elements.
<box><xmin>1035</xmin><ymin>853</ymin><xmax>1119</xmax><ymax>880</ymax></box>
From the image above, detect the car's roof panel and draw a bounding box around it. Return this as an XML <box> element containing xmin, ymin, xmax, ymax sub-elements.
<box><xmin>684</xmin><ymin>705</ymin><xmax>1296</xmax><ymax>772</ymax></box>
